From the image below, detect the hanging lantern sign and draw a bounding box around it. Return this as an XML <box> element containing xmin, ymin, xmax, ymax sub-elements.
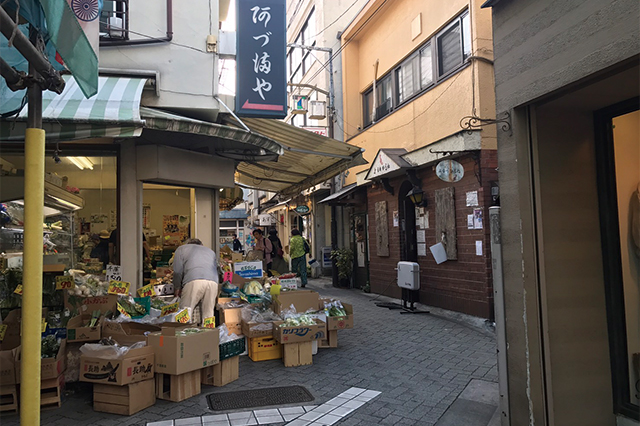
<box><xmin>435</xmin><ymin>159</ymin><xmax>464</xmax><ymax>183</ymax></box>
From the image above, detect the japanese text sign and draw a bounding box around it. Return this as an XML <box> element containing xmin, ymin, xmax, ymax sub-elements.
<box><xmin>56</xmin><ymin>276</ymin><xmax>75</xmax><ymax>290</ymax></box>
<box><xmin>203</xmin><ymin>317</ymin><xmax>216</xmax><ymax>328</ymax></box>
<box><xmin>236</xmin><ymin>0</ymin><xmax>287</xmax><ymax>118</ymax></box>
<box><xmin>137</xmin><ymin>283</ymin><xmax>155</xmax><ymax>298</ymax></box>
<box><xmin>108</xmin><ymin>280</ymin><xmax>130</xmax><ymax>295</ymax></box>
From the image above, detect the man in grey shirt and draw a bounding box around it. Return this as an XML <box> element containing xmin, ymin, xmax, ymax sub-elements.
<box><xmin>173</xmin><ymin>238</ymin><xmax>219</xmax><ymax>324</ymax></box>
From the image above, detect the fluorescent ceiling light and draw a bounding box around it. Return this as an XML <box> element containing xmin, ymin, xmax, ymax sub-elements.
<box><xmin>67</xmin><ymin>156</ymin><xmax>94</xmax><ymax>170</ymax></box>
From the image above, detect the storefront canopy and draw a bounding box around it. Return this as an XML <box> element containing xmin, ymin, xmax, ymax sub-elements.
<box><xmin>222</xmin><ymin>116</ymin><xmax>367</xmax><ymax>197</ymax></box>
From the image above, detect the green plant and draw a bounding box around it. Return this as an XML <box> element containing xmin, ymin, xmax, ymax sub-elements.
<box><xmin>330</xmin><ymin>248</ymin><xmax>354</xmax><ymax>279</ymax></box>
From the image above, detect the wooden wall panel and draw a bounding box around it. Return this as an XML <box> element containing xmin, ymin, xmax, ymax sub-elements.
<box><xmin>375</xmin><ymin>201</ymin><xmax>389</xmax><ymax>256</ymax></box>
<box><xmin>435</xmin><ymin>187</ymin><xmax>457</xmax><ymax>260</ymax></box>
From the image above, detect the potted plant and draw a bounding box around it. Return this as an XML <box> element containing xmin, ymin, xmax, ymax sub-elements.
<box><xmin>330</xmin><ymin>248</ymin><xmax>354</xmax><ymax>287</ymax></box>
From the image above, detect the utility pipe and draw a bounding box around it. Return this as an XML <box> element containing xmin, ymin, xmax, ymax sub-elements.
<box><xmin>21</xmin><ymin>49</ymin><xmax>44</xmax><ymax>425</ymax></box>
<box><xmin>0</xmin><ymin>56</ymin><xmax>23</xmax><ymax>89</ymax></box>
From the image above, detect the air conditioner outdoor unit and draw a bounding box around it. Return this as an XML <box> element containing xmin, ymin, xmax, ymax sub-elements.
<box><xmin>397</xmin><ymin>261</ymin><xmax>420</xmax><ymax>290</ymax></box>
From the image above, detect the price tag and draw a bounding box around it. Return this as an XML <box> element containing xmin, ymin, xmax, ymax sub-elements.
<box><xmin>202</xmin><ymin>317</ymin><xmax>215</xmax><ymax>328</ymax></box>
<box><xmin>13</xmin><ymin>284</ymin><xmax>23</xmax><ymax>295</ymax></box>
<box><xmin>0</xmin><ymin>324</ymin><xmax>7</xmax><ymax>342</ymax></box>
<box><xmin>223</xmin><ymin>271</ymin><xmax>233</xmax><ymax>283</ymax></box>
<box><xmin>117</xmin><ymin>303</ymin><xmax>131</xmax><ymax>318</ymax></box>
<box><xmin>56</xmin><ymin>276</ymin><xmax>75</xmax><ymax>290</ymax></box>
<box><xmin>106</xmin><ymin>264</ymin><xmax>122</xmax><ymax>283</ymax></box>
<box><xmin>137</xmin><ymin>283</ymin><xmax>155</xmax><ymax>298</ymax></box>
<box><xmin>161</xmin><ymin>302</ymin><xmax>179</xmax><ymax>316</ymax></box>
<box><xmin>108</xmin><ymin>280</ymin><xmax>130</xmax><ymax>295</ymax></box>
<box><xmin>41</xmin><ymin>318</ymin><xmax>47</xmax><ymax>333</ymax></box>
<box><xmin>175</xmin><ymin>308</ymin><xmax>190</xmax><ymax>324</ymax></box>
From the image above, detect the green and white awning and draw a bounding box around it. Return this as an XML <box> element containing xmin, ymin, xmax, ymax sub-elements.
<box><xmin>0</xmin><ymin>75</ymin><xmax>146</xmax><ymax>141</ymax></box>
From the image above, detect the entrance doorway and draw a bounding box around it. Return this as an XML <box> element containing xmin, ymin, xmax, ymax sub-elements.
<box><xmin>351</xmin><ymin>213</ymin><xmax>369</xmax><ymax>289</ymax></box>
<box><xmin>399</xmin><ymin>181</ymin><xmax>418</xmax><ymax>262</ymax></box>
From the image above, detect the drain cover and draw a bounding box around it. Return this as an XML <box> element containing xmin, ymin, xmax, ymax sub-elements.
<box><xmin>207</xmin><ymin>386</ymin><xmax>314</xmax><ymax>411</ymax></box>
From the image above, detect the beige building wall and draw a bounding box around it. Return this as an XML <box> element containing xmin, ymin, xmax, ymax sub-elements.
<box><xmin>341</xmin><ymin>0</ymin><xmax>495</xmax><ymax>185</ymax></box>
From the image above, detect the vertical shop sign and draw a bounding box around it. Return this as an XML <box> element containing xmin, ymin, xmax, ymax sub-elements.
<box><xmin>236</xmin><ymin>0</ymin><xmax>287</xmax><ymax>118</ymax></box>
<box><xmin>435</xmin><ymin>187</ymin><xmax>457</xmax><ymax>260</ymax></box>
<box><xmin>375</xmin><ymin>201</ymin><xmax>389</xmax><ymax>257</ymax></box>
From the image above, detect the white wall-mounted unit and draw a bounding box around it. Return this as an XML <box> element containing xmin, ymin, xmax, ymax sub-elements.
<box><xmin>397</xmin><ymin>261</ymin><xmax>420</xmax><ymax>290</ymax></box>
<box><xmin>308</xmin><ymin>100</ymin><xmax>326</xmax><ymax>119</ymax></box>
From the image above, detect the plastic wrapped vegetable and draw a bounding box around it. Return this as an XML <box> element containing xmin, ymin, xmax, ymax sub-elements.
<box><xmin>41</xmin><ymin>335</ymin><xmax>61</xmax><ymax>358</ymax></box>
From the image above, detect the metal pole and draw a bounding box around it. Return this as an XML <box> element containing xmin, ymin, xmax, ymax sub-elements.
<box><xmin>489</xmin><ymin>206</ymin><xmax>510</xmax><ymax>424</ymax></box>
<box><xmin>20</xmin><ymin>27</ymin><xmax>44</xmax><ymax>426</ymax></box>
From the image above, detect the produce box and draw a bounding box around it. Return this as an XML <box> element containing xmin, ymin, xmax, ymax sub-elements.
<box><xmin>102</xmin><ymin>321</ymin><xmax>162</xmax><ymax>346</ymax></box>
<box><xmin>64</xmin><ymin>293</ymin><xmax>118</xmax><ymax>316</ymax></box>
<box><xmin>0</xmin><ymin>308</ymin><xmax>47</xmax><ymax>348</ymax></box>
<box><xmin>203</xmin><ymin>356</ymin><xmax>239</xmax><ymax>387</ymax></box>
<box><xmin>156</xmin><ymin>266</ymin><xmax>172</xmax><ymax>278</ymax></box>
<box><xmin>67</xmin><ymin>314</ymin><xmax>102</xmax><ymax>342</ymax></box>
<box><xmin>147</xmin><ymin>326</ymin><xmax>219</xmax><ymax>375</ymax></box>
<box><xmin>273</xmin><ymin>290</ymin><xmax>320</xmax><ymax>316</ymax></box>
<box><xmin>272</xmin><ymin>319</ymin><xmax>325</xmax><ymax>344</ymax></box>
<box><xmin>94</xmin><ymin>378</ymin><xmax>156</xmax><ymax>415</ymax></box>
<box><xmin>216</xmin><ymin>300</ymin><xmax>244</xmax><ymax>336</ymax></box>
<box><xmin>0</xmin><ymin>346</ymin><xmax>19</xmax><ymax>386</ymax></box>
<box><xmin>283</xmin><ymin>341</ymin><xmax>313</xmax><ymax>367</ymax></box>
<box><xmin>241</xmin><ymin>320</ymin><xmax>275</xmax><ymax>339</ymax></box>
<box><xmin>16</xmin><ymin>339</ymin><xmax>67</xmax><ymax>382</ymax></box>
<box><xmin>231</xmin><ymin>253</ymin><xmax>244</xmax><ymax>263</ymax></box>
<box><xmin>80</xmin><ymin>345</ymin><xmax>154</xmax><ymax>386</ymax></box>
<box><xmin>156</xmin><ymin>370</ymin><xmax>201</xmax><ymax>402</ymax></box>
<box><xmin>248</xmin><ymin>336</ymin><xmax>282</xmax><ymax>362</ymax></box>
<box><xmin>322</xmin><ymin>302</ymin><xmax>354</xmax><ymax>330</ymax></box>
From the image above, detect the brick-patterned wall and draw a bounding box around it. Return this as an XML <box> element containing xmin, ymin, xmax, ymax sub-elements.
<box><xmin>367</xmin><ymin>150</ymin><xmax>498</xmax><ymax>319</ymax></box>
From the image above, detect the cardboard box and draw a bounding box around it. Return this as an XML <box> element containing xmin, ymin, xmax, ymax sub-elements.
<box><xmin>231</xmin><ymin>253</ymin><xmax>244</xmax><ymax>263</ymax></box>
<box><xmin>64</xmin><ymin>293</ymin><xmax>118</xmax><ymax>316</ymax></box>
<box><xmin>273</xmin><ymin>290</ymin><xmax>320</xmax><ymax>316</ymax></box>
<box><xmin>318</xmin><ymin>330</ymin><xmax>338</xmax><ymax>349</ymax></box>
<box><xmin>203</xmin><ymin>356</ymin><xmax>239</xmax><ymax>387</ymax></box>
<box><xmin>272</xmin><ymin>319</ymin><xmax>326</xmax><ymax>344</ymax></box>
<box><xmin>40</xmin><ymin>373</ymin><xmax>65</xmax><ymax>409</ymax></box>
<box><xmin>67</xmin><ymin>314</ymin><xmax>102</xmax><ymax>342</ymax></box>
<box><xmin>0</xmin><ymin>308</ymin><xmax>47</xmax><ymax>348</ymax></box>
<box><xmin>216</xmin><ymin>300</ymin><xmax>245</xmax><ymax>336</ymax></box>
<box><xmin>0</xmin><ymin>347</ymin><xmax>19</xmax><ymax>386</ymax></box>
<box><xmin>80</xmin><ymin>345</ymin><xmax>154</xmax><ymax>386</ymax></box>
<box><xmin>102</xmin><ymin>321</ymin><xmax>161</xmax><ymax>346</ymax></box>
<box><xmin>147</xmin><ymin>326</ymin><xmax>218</xmax><ymax>375</ymax></box>
<box><xmin>16</xmin><ymin>339</ymin><xmax>67</xmax><ymax>382</ymax></box>
<box><xmin>283</xmin><ymin>342</ymin><xmax>313</xmax><ymax>367</ymax></box>
<box><xmin>94</xmin><ymin>378</ymin><xmax>156</xmax><ymax>415</ymax></box>
<box><xmin>324</xmin><ymin>303</ymin><xmax>354</xmax><ymax>330</ymax></box>
<box><xmin>156</xmin><ymin>266</ymin><xmax>172</xmax><ymax>278</ymax></box>
<box><xmin>241</xmin><ymin>320</ymin><xmax>275</xmax><ymax>339</ymax></box>
<box><xmin>156</xmin><ymin>370</ymin><xmax>201</xmax><ymax>402</ymax></box>
<box><xmin>0</xmin><ymin>384</ymin><xmax>18</xmax><ymax>412</ymax></box>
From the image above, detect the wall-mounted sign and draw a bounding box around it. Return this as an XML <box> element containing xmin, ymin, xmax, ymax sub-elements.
<box><xmin>236</xmin><ymin>0</ymin><xmax>287</xmax><ymax>118</ymax></box>
<box><xmin>295</xmin><ymin>205</ymin><xmax>310</xmax><ymax>215</ymax></box>
<box><xmin>435</xmin><ymin>159</ymin><xmax>464</xmax><ymax>183</ymax></box>
<box><xmin>259</xmin><ymin>214</ymin><xmax>275</xmax><ymax>226</ymax></box>
<box><xmin>302</xmin><ymin>126</ymin><xmax>328</xmax><ymax>137</ymax></box>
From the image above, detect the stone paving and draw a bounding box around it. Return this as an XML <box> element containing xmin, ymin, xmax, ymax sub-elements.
<box><xmin>0</xmin><ymin>278</ymin><xmax>498</xmax><ymax>426</ymax></box>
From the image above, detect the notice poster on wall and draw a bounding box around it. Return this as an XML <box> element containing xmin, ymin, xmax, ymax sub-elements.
<box><xmin>417</xmin><ymin>230</ymin><xmax>426</xmax><ymax>243</ymax></box>
<box><xmin>393</xmin><ymin>211</ymin><xmax>399</xmax><ymax>227</ymax></box>
<box><xmin>417</xmin><ymin>243</ymin><xmax>427</xmax><ymax>257</ymax></box>
<box><xmin>473</xmin><ymin>208</ymin><xmax>483</xmax><ymax>229</ymax></box>
<box><xmin>466</xmin><ymin>191</ymin><xmax>479</xmax><ymax>206</ymax></box>
<box><xmin>467</xmin><ymin>214</ymin><xmax>475</xmax><ymax>229</ymax></box>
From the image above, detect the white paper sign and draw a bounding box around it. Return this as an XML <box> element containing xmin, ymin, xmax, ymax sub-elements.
<box><xmin>476</xmin><ymin>241</ymin><xmax>483</xmax><ymax>256</ymax></box>
<box><xmin>429</xmin><ymin>243</ymin><xmax>447</xmax><ymax>264</ymax></box>
<box><xmin>467</xmin><ymin>214</ymin><xmax>475</xmax><ymax>229</ymax></box>
<box><xmin>473</xmin><ymin>208</ymin><xmax>483</xmax><ymax>229</ymax></box>
<box><xmin>417</xmin><ymin>230</ymin><xmax>426</xmax><ymax>243</ymax></box>
<box><xmin>279</xmin><ymin>278</ymin><xmax>298</xmax><ymax>290</ymax></box>
<box><xmin>466</xmin><ymin>191</ymin><xmax>479</xmax><ymax>207</ymax></box>
<box><xmin>106</xmin><ymin>265</ymin><xmax>122</xmax><ymax>282</ymax></box>
<box><xmin>393</xmin><ymin>211</ymin><xmax>399</xmax><ymax>227</ymax></box>
<box><xmin>418</xmin><ymin>243</ymin><xmax>427</xmax><ymax>256</ymax></box>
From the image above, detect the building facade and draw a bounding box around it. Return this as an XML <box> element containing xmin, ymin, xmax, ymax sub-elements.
<box><xmin>337</xmin><ymin>0</ymin><xmax>498</xmax><ymax>318</ymax></box>
<box><xmin>485</xmin><ymin>0</ymin><xmax>640</xmax><ymax>424</ymax></box>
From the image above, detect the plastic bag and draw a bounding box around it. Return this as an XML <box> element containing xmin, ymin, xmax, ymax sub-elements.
<box><xmin>218</xmin><ymin>324</ymin><xmax>240</xmax><ymax>343</ymax></box>
<box><xmin>241</xmin><ymin>304</ymin><xmax>279</xmax><ymax>323</ymax></box>
<box><xmin>79</xmin><ymin>341</ymin><xmax>146</xmax><ymax>359</ymax></box>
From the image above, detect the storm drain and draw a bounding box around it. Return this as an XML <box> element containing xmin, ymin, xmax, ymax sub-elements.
<box><xmin>206</xmin><ymin>386</ymin><xmax>314</xmax><ymax>411</ymax></box>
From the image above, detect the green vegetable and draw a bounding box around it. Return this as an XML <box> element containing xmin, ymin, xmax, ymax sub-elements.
<box><xmin>118</xmin><ymin>297</ymin><xmax>147</xmax><ymax>317</ymax></box>
<box><xmin>89</xmin><ymin>310</ymin><xmax>101</xmax><ymax>327</ymax></box>
<box><xmin>41</xmin><ymin>335</ymin><xmax>61</xmax><ymax>359</ymax></box>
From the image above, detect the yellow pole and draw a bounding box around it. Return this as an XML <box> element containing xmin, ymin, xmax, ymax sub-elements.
<box><xmin>20</xmin><ymin>127</ymin><xmax>45</xmax><ymax>426</ymax></box>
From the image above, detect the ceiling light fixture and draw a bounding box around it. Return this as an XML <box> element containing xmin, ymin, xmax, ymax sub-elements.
<box><xmin>67</xmin><ymin>156</ymin><xmax>94</xmax><ymax>170</ymax></box>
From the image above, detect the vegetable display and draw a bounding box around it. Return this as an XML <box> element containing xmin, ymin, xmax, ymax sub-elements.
<box><xmin>243</xmin><ymin>280</ymin><xmax>263</xmax><ymax>296</ymax></box>
<box><xmin>279</xmin><ymin>314</ymin><xmax>316</xmax><ymax>327</ymax></box>
<box><xmin>117</xmin><ymin>297</ymin><xmax>147</xmax><ymax>317</ymax></box>
<box><xmin>41</xmin><ymin>335</ymin><xmax>61</xmax><ymax>359</ymax></box>
<box><xmin>324</xmin><ymin>300</ymin><xmax>347</xmax><ymax>317</ymax></box>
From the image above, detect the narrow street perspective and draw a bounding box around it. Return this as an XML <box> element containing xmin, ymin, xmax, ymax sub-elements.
<box><xmin>0</xmin><ymin>0</ymin><xmax>638</xmax><ymax>426</ymax></box>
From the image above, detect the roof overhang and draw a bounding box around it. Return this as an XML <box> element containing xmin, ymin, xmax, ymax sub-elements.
<box><xmin>364</xmin><ymin>148</ymin><xmax>411</xmax><ymax>181</ymax></box>
<box><xmin>222</xmin><ymin>115</ymin><xmax>367</xmax><ymax>198</ymax></box>
<box><xmin>401</xmin><ymin>130</ymin><xmax>482</xmax><ymax>168</ymax></box>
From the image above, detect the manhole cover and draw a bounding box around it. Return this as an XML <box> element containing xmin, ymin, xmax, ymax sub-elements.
<box><xmin>207</xmin><ymin>386</ymin><xmax>314</xmax><ymax>411</ymax></box>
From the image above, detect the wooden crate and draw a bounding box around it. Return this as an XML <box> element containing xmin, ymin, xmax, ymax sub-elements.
<box><xmin>155</xmin><ymin>370</ymin><xmax>201</xmax><ymax>402</ymax></box>
<box><xmin>318</xmin><ymin>330</ymin><xmax>338</xmax><ymax>349</ymax></box>
<box><xmin>0</xmin><ymin>385</ymin><xmax>18</xmax><ymax>413</ymax></box>
<box><xmin>202</xmin><ymin>356</ymin><xmax>239</xmax><ymax>387</ymax></box>
<box><xmin>40</xmin><ymin>374</ymin><xmax>64</xmax><ymax>410</ymax></box>
<box><xmin>283</xmin><ymin>342</ymin><xmax>313</xmax><ymax>367</ymax></box>
<box><xmin>94</xmin><ymin>379</ymin><xmax>156</xmax><ymax>415</ymax></box>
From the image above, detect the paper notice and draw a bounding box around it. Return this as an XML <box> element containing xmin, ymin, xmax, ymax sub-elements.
<box><xmin>429</xmin><ymin>242</ymin><xmax>447</xmax><ymax>264</ymax></box>
<box><xmin>418</xmin><ymin>243</ymin><xmax>427</xmax><ymax>256</ymax></box>
<box><xmin>466</xmin><ymin>191</ymin><xmax>479</xmax><ymax>206</ymax></box>
<box><xmin>417</xmin><ymin>230</ymin><xmax>426</xmax><ymax>243</ymax></box>
<box><xmin>467</xmin><ymin>214</ymin><xmax>474</xmax><ymax>229</ymax></box>
<box><xmin>476</xmin><ymin>240</ymin><xmax>483</xmax><ymax>256</ymax></box>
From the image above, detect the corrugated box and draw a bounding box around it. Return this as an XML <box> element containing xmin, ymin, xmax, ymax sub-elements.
<box><xmin>318</xmin><ymin>330</ymin><xmax>338</xmax><ymax>349</ymax></box>
<box><xmin>216</xmin><ymin>299</ymin><xmax>245</xmax><ymax>336</ymax></box>
<box><xmin>16</xmin><ymin>339</ymin><xmax>67</xmax><ymax>382</ymax></box>
<box><xmin>80</xmin><ymin>345</ymin><xmax>154</xmax><ymax>386</ymax></box>
<box><xmin>67</xmin><ymin>314</ymin><xmax>102</xmax><ymax>342</ymax></box>
<box><xmin>102</xmin><ymin>321</ymin><xmax>161</xmax><ymax>346</ymax></box>
<box><xmin>323</xmin><ymin>303</ymin><xmax>354</xmax><ymax>330</ymax></box>
<box><xmin>272</xmin><ymin>319</ymin><xmax>325</xmax><ymax>344</ymax></box>
<box><xmin>93</xmin><ymin>378</ymin><xmax>156</xmax><ymax>415</ymax></box>
<box><xmin>283</xmin><ymin>341</ymin><xmax>313</xmax><ymax>367</ymax></box>
<box><xmin>273</xmin><ymin>290</ymin><xmax>320</xmax><ymax>316</ymax></box>
<box><xmin>156</xmin><ymin>370</ymin><xmax>201</xmax><ymax>402</ymax></box>
<box><xmin>0</xmin><ymin>347</ymin><xmax>19</xmax><ymax>386</ymax></box>
<box><xmin>203</xmin><ymin>356</ymin><xmax>239</xmax><ymax>387</ymax></box>
<box><xmin>241</xmin><ymin>320</ymin><xmax>274</xmax><ymax>339</ymax></box>
<box><xmin>147</xmin><ymin>326</ymin><xmax>218</xmax><ymax>375</ymax></box>
<box><xmin>64</xmin><ymin>293</ymin><xmax>118</xmax><ymax>316</ymax></box>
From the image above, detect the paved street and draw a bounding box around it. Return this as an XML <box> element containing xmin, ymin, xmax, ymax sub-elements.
<box><xmin>0</xmin><ymin>278</ymin><xmax>498</xmax><ymax>426</ymax></box>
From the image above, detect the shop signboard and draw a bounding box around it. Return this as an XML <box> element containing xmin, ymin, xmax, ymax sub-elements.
<box><xmin>259</xmin><ymin>214</ymin><xmax>275</xmax><ymax>226</ymax></box>
<box><xmin>435</xmin><ymin>159</ymin><xmax>464</xmax><ymax>183</ymax></box>
<box><xmin>235</xmin><ymin>0</ymin><xmax>287</xmax><ymax>118</ymax></box>
<box><xmin>302</xmin><ymin>126</ymin><xmax>328</xmax><ymax>137</ymax></box>
<box><xmin>233</xmin><ymin>261</ymin><xmax>264</xmax><ymax>278</ymax></box>
<box><xmin>106</xmin><ymin>264</ymin><xmax>121</xmax><ymax>283</ymax></box>
<box><xmin>295</xmin><ymin>205</ymin><xmax>310</xmax><ymax>215</ymax></box>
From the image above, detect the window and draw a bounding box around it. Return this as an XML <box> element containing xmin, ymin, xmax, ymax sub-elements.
<box><xmin>436</xmin><ymin>11</ymin><xmax>471</xmax><ymax>78</ymax></box>
<box><xmin>363</xmin><ymin>90</ymin><xmax>374</xmax><ymax>127</ymax></box>
<box><xmin>376</xmin><ymin>75</ymin><xmax>393</xmax><ymax>119</ymax></box>
<box><xmin>287</xmin><ymin>8</ymin><xmax>316</xmax><ymax>82</ymax></box>
<box><xmin>396</xmin><ymin>53</ymin><xmax>421</xmax><ymax>104</ymax></box>
<box><xmin>420</xmin><ymin>44</ymin><xmax>433</xmax><ymax>88</ymax></box>
<box><xmin>100</xmin><ymin>0</ymin><xmax>129</xmax><ymax>42</ymax></box>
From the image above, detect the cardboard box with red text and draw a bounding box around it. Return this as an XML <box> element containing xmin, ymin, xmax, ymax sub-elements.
<box><xmin>272</xmin><ymin>319</ymin><xmax>325</xmax><ymax>344</ymax></box>
<box><xmin>80</xmin><ymin>345</ymin><xmax>154</xmax><ymax>386</ymax></box>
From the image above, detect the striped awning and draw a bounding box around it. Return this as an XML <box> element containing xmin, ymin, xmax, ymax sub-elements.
<box><xmin>0</xmin><ymin>75</ymin><xmax>146</xmax><ymax>141</ymax></box>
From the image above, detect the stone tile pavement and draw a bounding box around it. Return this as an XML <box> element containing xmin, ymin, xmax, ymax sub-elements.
<box><xmin>0</xmin><ymin>278</ymin><xmax>498</xmax><ymax>426</ymax></box>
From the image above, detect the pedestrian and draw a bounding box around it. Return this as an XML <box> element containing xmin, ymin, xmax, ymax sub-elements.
<box><xmin>289</xmin><ymin>229</ymin><xmax>310</xmax><ymax>287</ymax></box>
<box><xmin>268</xmin><ymin>229</ymin><xmax>287</xmax><ymax>274</ymax></box>
<box><xmin>232</xmin><ymin>233</ymin><xmax>243</xmax><ymax>254</ymax></box>
<box><xmin>252</xmin><ymin>229</ymin><xmax>273</xmax><ymax>276</ymax></box>
<box><xmin>172</xmin><ymin>238</ymin><xmax>219</xmax><ymax>324</ymax></box>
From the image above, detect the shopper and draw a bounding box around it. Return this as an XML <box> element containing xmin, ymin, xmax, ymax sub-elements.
<box><xmin>232</xmin><ymin>233</ymin><xmax>243</xmax><ymax>253</ymax></box>
<box><xmin>172</xmin><ymin>238</ymin><xmax>219</xmax><ymax>324</ymax></box>
<box><xmin>289</xmin><ymin>229</ymin><xmax>309</xmax><ymax>287</ymax></box>
<box><xmin>268</xmin><ymin>229</ymin><xmax>287</xmax><ymax>274</ymax></box>
<box><xmin>90</xmin><ymin>230</ymin><xmax>111</xmax><ymax>269</ymax></box>
<box><xmin>252</xmin><ymin>229</ymin><xmax>273</xmax><ymax>276</ymax></box>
